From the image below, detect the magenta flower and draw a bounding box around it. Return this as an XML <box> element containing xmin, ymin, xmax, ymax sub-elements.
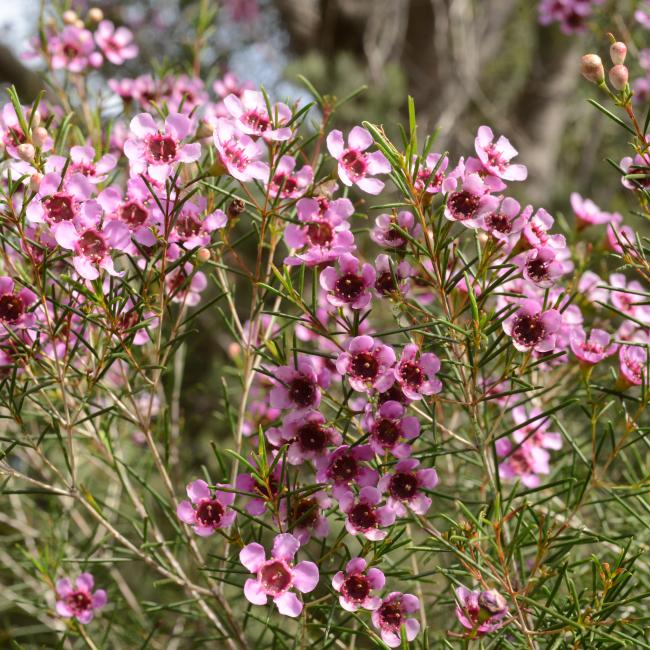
<box><xmin>495</xmin><ymin>437</ymin><xmax>550</xmax><ymax>488</ymax></box>
<box><xmin>94</xmin><ymin>20</ymin><xmax>138</xmax><ymax>65</ymax></box>
<box><xmin>269</xmin><ymin>357</ymin><xmax>328</xmax><ymax>411</ymax></box>
<box><xmin>515</xmin><ymin>246</ymin><xmax>565</xmax><ymax>288</ymax></box>
<box><xmin>455</xmin><ymin>586</ymin><xmax>508</xmax><ymax>635</ymax></box>
<box><xmin>213</xmin><ymin>119</ymin><xmax>269</xmax><ymax>182</ymax></box>
<box><xmin>239</xmin><ymin>533</ymin><xmax>319</xmax><ymax>617</ymax></box>
<box><xmin>371</xmin><ymin>592</ymin><xmax>420</xmax><ymax>648</ymax></box>
<box><xmin>125</xmin><ymin>112</ymin><xmax>201</xmax><ymax>182</ymax></box>
<box><xmin>267</xmin><ymin>155</ymin><xmax>313</xmax><ymax>199</ymax></box>
<box><xmin>365</xmin><ymin>400</ymin><xmax>419</xmax><ymax>457</ymax></box>
<box><xmin>413</xmin><ymin>153</ymin><xmax>458</xmax><ymax>195</ymax></box>
<box><xmin>0</xmin><ymin>277</ymin><xmax>37</xmax><ymax>333</ymax></box>
<box><xmin>167</xmin><ymin>197</ymin><xmax>227</xmax><ymax>249</ymax></box>
<box><xmin>236</xmin><ymin>458</ymin><xmax>284</xmax><ymax>516</ymax></box>
<box><xmin>320</xmin><ymin>254</ymin><xmax>375</xmax><ymax>310</ymax></box>
<box><xmin>266</xmin><ymin>410</ymin><xmax>341</xmax><ymax>464</ymax></box>
<box><xmin>503</xmin><ymin>299</ymin><xmax>561</xmax><ymax>353</ymax></box>
<box><xmin>176</xmin><ymin>479</ymin><xmax>236</xmax><ymax>536</ymax></box>
<box><xmin>333</xmin><ymin>485</ymin><xmax>396</xmax><ymax>541</ymax></box>
<box><xmin>26</xmin><ymin>172</ymin><xmax>93</xmax><ymax>227</ymax></box>
<box><xmin>522</xmin><ymin>208</ymin><xmax>566</xmax><ymax>250</ymax></box>
<box><xmin>336</xmin><ymin>335</ymin><xmax>396</xmax><ymax>393</ymax></box>
<box><xmin>394</xmin><ymin>344</ymin><xmax>442</xmax><ymax>400</ymax></box>
<box><xmin>371</xmin><ymin>210</ymin><xmax>421</xmax><ymax>248</ymax></box>
<box><xmin>609</xmin><ymin>274</ymin><xmax>650</xmax><ymax>324</ymax></box>
<box><xmin>164</xmin><ymin>251</ymin><xmax>208</xmax><ymax>306</ymax></box>
<box><xmin>315</xmin><ymin>444</ymin><xmax>378</xmax><ymax>487</ymax></box>
<box><xmin>374</xmin><ymin>254</ymin><xmax>411</xmax><ymax>297</ymax></box>
<box><xmin>570</xmin><ymin>192</ymin><xmax>610</xmax><ymax>227</ymax></box>
<box><xmin>223</xmin><ymin>90</ymin><xmax>292</xmax><ymax>141</ymax></box>
<box><xmin>377</xmin><ymin>458</ymin><xmax>438</xmax><ymax>516</ymax></box>
<box><xmin>279</xmin><ymin>490</ymin><xmax>331</xmax><ymax>544</ymax></box>
<box><xmin>284</xmin><ymin>197</ymin><xmax>355</xmax><ymax>267</ymax></box>
<box><xmin>510</xmin><ymin>406</ymin><xmax>562</xmax><ymax>451</ymax></box>
<box><xmin>444</xmin><ymin>173</ymin><xmax>499</xmax><ymax>228</ymax></box>
<box><xmin>606</xmin><ymin>220</ymin><xmax>636</xmax><ymax>255</ymax></box>
<box><xmin>332</xmin><ymin>558</ymin><xmax>384</xmax><ymax>612</ymax></box>
<box><xmin>475</xmin><ymin>125</ymin><xmax>527</xmax><ymax>181</ymax></box>
<box><xmin>55</xmin><ymin>573</ymin><xmax>107</xmax><ymax>624</ymax></box>
<box><xmin>46</xmin><ymin>145</ymin><xmax>117</xmax><ymax>184</ymax></box>
<box><xmin>570</xmin><ymin>328</ymin><xmax>617</xmax><ymax>365</ymax></box>
<box><xmin>49</xmin><ymin>26</ymin><xmax>100</xmax><ymax>72</ymax></box>
<box><xmin>618</xmin><ymin>345</ymin><xmax>648</xmax><ymax>387</ymax></box>
<box><xmin>0</xmin><ymin>103</ymin><xmax>51</xmax><ymax>159</ymax></box>
<box><xmin>481</xmin><ymin>198</ymin><xmax>528</xmax><ymax>247</ymax></box>
<box><xmin>326</xmin><ymin>127</ymin><xmax>391</xmax><ymax>195</ymax></box>
<box><xmin>577</xmin><ymin>271</ymin><xmax>608</xmax><ymax>305</ymax></box>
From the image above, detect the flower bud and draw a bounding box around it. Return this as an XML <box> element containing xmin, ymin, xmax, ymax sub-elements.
<box><xmin>478</xmin><ymin>590</ymin><xmax>508</xmax><ymax>616</ymax></box>
<box><xmin>88</xmin><ymin>7</ymin><xmax>104</xmax><ymax>22</ymax></box>
<box><xmin>17</xmin><ymin>144</ymin><xmax>35</xmax><ymax>162</ymax></box>
<box><xmin>227</xmin><ymin>198</ymin><xmax>245</xmax><ymax>219</ymax></box>
<box><xmin>32</xmin><ymin>127</ymin><xmax>49</xmax><ymax>148</ymax></box>
<box><xmin>580</xmin><ymin>54</ymin><xmax>605</xmax><ymax>84</ymax></box>
<box><xmin>74</xmin><ymin>18</ymin><xmax>85</xmax><ymax>30</ymax></box>
<box><xmin>30</xmin><ymin>173</ymin><xmax>43</xmax><ymax>192</ymax></box>
<box><xmin>196</xmin><ymin>247</ymin><xmax>211</xmax><ymax>263</ymax></box>
<box><xmin>62</xmin><ymin>10</ymin><xmax>78</xmax><ymax>25</ymax></box>
<box><xmin>609</xmin><ymin>64</ymin><xmax>629</xmax><ymax>91</ymax></box>
<box><xmin>28</xmin><ymin>109</ymin><xmax>40</xmax><ymax>127</ymax></box>
<box><xmin>610</xmin><ymin>42</ymin><xmax>627</xmax><ymax>65</ymax></box>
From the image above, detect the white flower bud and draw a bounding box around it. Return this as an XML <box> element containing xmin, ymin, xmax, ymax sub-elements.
<box><xmin>17</xmin><ymin>144</ymin><xmax>35</xmax><ymax>162</ymax></box>
<box><xmin>88</xmin><ymin>8</ymin><xmax>104</xmax><ymax>22</ymax></box>
<box><xmin>32</xmin><ymin>127</ymin><xmax>49</xmax><ymax>148</ymax></box>
<box><xmin>609</xmin><ymin>64</ymin><xmax>629</xmax><ymax>91</ymax></box>
<box><xmin>62</xmin><ymin>10</ymin><xmax>78</xmax><ymax>25</ymax></box>
<box><xmin>610</xmin><ymin>42</ymin><xmax>627</xmax><ymax>65</ymax></box>
<box><xmin>580</xmin><ymin>54</ymin><xmax>605</xmax><ymax>84</ymax></box>
<box><xmin>30</xmin><ymin>173</ymin><xmax>43</xmax><ymax>192</ymax></box>
<box><xmin>197</xmin><ymin>247</ymin><xmax>211</xmax><ymax>263</ymax></box>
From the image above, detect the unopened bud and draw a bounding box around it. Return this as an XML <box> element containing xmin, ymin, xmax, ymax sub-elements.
<box><xmin>17</xmin><ymin>144</ymin><xmax>35</xmax><ymax>162</ymax></box>
<box><xmin>74</xmin><ymin>18</ymin><xmax>85</xmax><ymax>30</ymax></box>
<box><xmin>62</xmin><ymin>10</ymin><xmax>78</xmax><ymax>25</ymax></box>
<box><xmin>197</xmin><ymin>121</ymin><xmax>215</xmax><ymax>139</ymax></box>
<box><xmin>88</xmin><ymin>7</ymin><xmax>104</xmax><ymax>22</ymax></box>
<box><xmin>32</xmin><ymin>127</ymin><xmax>49</xmax><ymax>148</ymax></box>
<box><xmin>610</xmin><ymin>42</ymin><xmax>627</xmax><ymax>65</ymax></box>
<box><xmin>580</xmin><ymin>54</ymin><xmax>605</xmax><ymax>84</ymax></box>
<box><xmin>28</xmin><ymin>110</ymin><xmax>40</xmax><ymax>127</ymax></box>
<box><xmin>196</xmin><ymin>247</ymin><xmax>211</xmax><ymax>263</ymax></box>
<box><xmin>609</xmin><ymin>64</ymin><xmax>629</xmax><ymax>91</ymax></box>
<box><xmin>30</xmin><ymin>173</ymin><xmax>42</xmax><ymax>192</ymax></box>
<box><xmin>227</xmin><ymin>198</ymin><xmax>245</xmax><ymax>219</ymax></box>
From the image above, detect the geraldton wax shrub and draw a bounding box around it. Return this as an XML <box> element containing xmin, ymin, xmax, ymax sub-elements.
<box><xmin>0</xmin><ymin>3</ymin><xmax>648</xmax><ymax>650</ymax></box>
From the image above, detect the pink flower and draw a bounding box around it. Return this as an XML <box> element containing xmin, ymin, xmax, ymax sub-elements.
<box><xmin>320</xmin><ymin>254</ymin><xmax>375</xmax><ymax>310</ymax></box>
<box><xmin>284</xmin><ymin>197</ymin><xmax>355</xmax><ymax>267</ymax></box>
<box><xmin>315</xmin><ymin>444</ymin><xmax>378</xmax><ymax>487</ymax></box>
<box><xmin>618</xmin><ymin>345</ymin><xmax>648</xmax><ymax>387</ymax></box>
<box><xmin>26</xmin><ymin>172</ymin><xmax>94</xmax><ymax>227</ymax></box>
<box><xmin>167</xmin><ymin>198</ymin><xmax>227</xmax><ymax>249</ymax></box>
<box><xmin>495</xmin><ymin>437</ymin><xmax>550</xmax><ymax>488</ymax></box>
<box><xmin>371</xmin><ymin>210</ymin><xmax>421</xmax><ymax>249</ymax></box>
<box><xmin>236</xmin><ymin>459</ymin><xmax>284</xmax><ymax>516</ymax></box>
<box><xmin>46</xmin><ymin>145</ymin><xmax>117</xmax><ymax>184</ymax></box>
<box><xmin>333</xmin><ymin>485</ymin><xmax>396</xmax><ymax>541</ymax></box>
<box><xmin>570</xmin><ymin>328</ymin><xmax>617</xmax><ymax>365</ymax></box>
<box><xmin>444</xmin><ymin>173</ymin><xmax>499</xmax><ymax>228</ymax></box>
<box><xmin>371</xmin><ymin>592</ymin><xmax>420</xmax><ymax>648</ymax></box>
<box><xmin>374</xmin><ymin>254</ymin><xmax>411</xmax><ymax>297</ymax></box>
<box><xmin>378</xmin><ymin>458</ymin><xmax>438</xmax><ymax>516</ymax></box>
<box><xmin>570</xmin><ymin>192</ymin><xmax>610</xmax><ymax>227</ymax></box>
<box><xmin>213</xmin><ymin>119</ymin><xmax>269</xmax><ymax>182</ymax></box>
<box><xmin>578</xmin><ymin>271</ymin><xmax>608</xmax><ymax>305</ymax></box>
<box><xmin>55</xmin><ymin>573</ymin><xmax>107</xmax><ymax>624</ymax></box>
<box><xmin>515</xmin><ymin>246</ymin><xmax>565</xmax><ymax>288</ymax></box>
<box><xmin>606</xmin><ymin>220</ymin><xmax>636</xmax><ymax>255</ymax></box>
<box><xmin>0</xmin><ymin>103</ymin><xmax>51</xmax><ymax>159</ymax></box>
<box><xmin>266</xmin><ymin>410</ymin><xmax>341</xmax><ymax>464</ymax></box>
<box><xmin>223</xmin><ymin>90</ymin><xmax>292</xmax><ymax>141</ymax></box>
<box><xmin>267</xmin><ymin>155</ymin><xmax>313</xmax><ymax>199</ymax></box>
<box><xmin>269</xmin><ymin>357</ymin><xmax>328</xmax><ymax>411</ymax></box>
<box><xmin>124</xmin><ymin>113</ymin><xmax>201</xmax><ymax>182</ymax></box>
<box><xmin>49</xmin><ymin>26</ymin><xmax>100</xmax><ymax>72</ymax></box>
<box><xmin>474</xmin><ymin>125</ymin><xmax>527</xmax><ymax>182</ymax></box>
<box><xmin>394</xmin><ymin>344</ymin><xmax>442</xmax><ymax>400</ymax></box>
<box><xmin>522</xmin><ymin>208</ymin><xmax>566</xmax><ymax>250</ymax></box>
<box><xmin>608</xmin><ymin>274</ymin><xmax>650</xmax><ymax>324</ymax></box>
<box><xmin>455</xmin><ymin>586</ymin><xmax>508</xmax><ymax>635</ymax></box>
<box><xmin>365</xmin><ymin>400</ymin><xmax>420</xmax><ymax>457</ymax></box>
<box><xmin>239</xmin><ymin>533</ymin><xmax>318</xmax><ymax>617</ymax></box>
<box><xmin>176</xmin><ymin>479</ymin><xmax>236</xmax><ymax>536</ymax></box>
<box><xmin>511</xmin><ymin>406</ymin><xmax>563</xmax><ymax>451</ymax></box>
<box><xmin>503</xmin><ymin>299</ymin><xmax>561</xmax><ymax>353</ymax></box>
<box><xmin>481</xmin><ymin>198</ymin><xmax>528</xmax><ymax>247</ymax></box>
<box><xmin>332</xmin><ymin>558</ymin><xmax>385</xmax><ymax>612</ymax></box>
<box><xmin>0</xmin><ymin>277</ymin><xmax>37</xmax><ymax>333</ymax></box>
<box><xmin>164</xmin><ymin>248</ymin><xmax>208</xmax><ymax>306</ymax></box>
<box><xmin>336</xmin><ymin>335</ymin><xmax>396</xmax><ymax>393</ymax></box>
<box><xmin>326</xmin><ymin>127</ymin><xmax>390</xmax><ymax>194</ymax></box>
<box><xmin>94</xmin><ymin>20</ymin><xmax>138</xmax><ymax>65</ymax></box>
<box><xmin>413</xmin><ymin>153</ymin><xmax>458</xmax><ymax>195</ymax></box>
<box><xmin>279</xmin><ymin>490</ymin><xmax>331</xmax><ymax>544</ymax></box>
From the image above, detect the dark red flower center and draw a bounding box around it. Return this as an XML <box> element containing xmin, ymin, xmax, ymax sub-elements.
<box><xmin>195</xmin><ymin>498</ymin><xmax>224</xmax><ymax>527</ymax></box>
<box><xmin>512</xmin><ymin>313</ymin><xmax>545</xmax><ymax>347</ymax></box>
<box><xmin>259</xmin><ymin>560</ymin><xmax>292</xmax><ymax>596</ymax></box>
<box><xmin>119</xmin><ymin>201</ymin><xmax>148</xmax><ymax>227</ymax></box>
<box><xmin>296</xmin><ymin>422</ymin><xmax>328</xmax><ymax>452</ymax></box>
<box><xmin>341</xmin><ymin>575</ymin><xmax>370</xmax><ymax>602</ymax></box>
<box><xmin>0</xmin><ymin>294</ymin><xmax>23</xmax><ymax>322</ymax></box>
<box><xmin>148</xmin><ymin>134</ymin><xmax>177</xmax><ymax>163</ymax></box>
<box><xmin>378</xmin><ymin>600</ymin><xmax>403</xmax><ymax>631</ymax></box>
<box><xmin>175</xmin><ymin>216</ymin><xmax>202</xmax><ymax>239</ymax></box>
<box><xmin>375</xmin><ymin>271</ymin><xmax>397</xmax><ymax>295</ymax></box>
<box><xmin>334</xmin><ymin>273</ymin><xmax>365</xmax><ymax>302</ymax></box>
<box><xmin>45</xmin><ymin>193</ymin><xmax>75</xmax><ymax>223</ymax></box>
<box><xmin>78</xmin><ymin>230</ymin><xmax>107</xmax><ymax>262</ymax></box>
<box><xmin>288</xmin><ymin>375</ymin><xmax>317</xmax><ymax>407</ymax></box>
<box><xmin>306</xmin><ymin>221</ymin><xmax>333</xmax><ymax>247</ymax></box>
<box><xmin>291</xmin><ymin>497</ymin><xmax>319</xmax><ymax>528</ymax></box>
<box><xmin>378</xmin><ymin>384</ymin><xmax>407</xmax><ymax>405</ymax></box>
<box><xmin>448</xmin><ymin>190</ymin><xmax>479</xmax><ymax>221</ymax></box>
<box><xmin>373</xmin><ymin>418</ymin><xmax>400</xmax><ymax>447</ymax></box>
<box><xmin>398</xmin><ymin>361</ymin><xmax>424</xmax><ymax>389</ymax></box>
<box><xmin>486</xmin><ymin>212</ymin><xmax>512</xmax><ymax>234</ymax></box>
<box><xmin>329</xmin><ymin>454</ymin><xmax>358</xmax><ymax>482</ymax></box>
<box><xmin>348</xmin><ymin>503</ymin><xmax>377</xmax><ymax>531</ymax></box>
<box><xmin>389</xmin><ymin>471</ymin><xmax>418</xmax><ymax>500</ymax></box>
<box><xmin>341</xmin><ymin>149</ymin><xmax>367</xmax><ymax>180</ymax></box>
<box><xmin>243</xmin><ymin>110</ymin><xmax>270</xmax><ymax>132</ymax></box>
<box><xmin>350</xmin><ymin>352</ymin><xmax>379</xmax><ymax>381</ymax></box>
<box><xmin>525</xmin><ymin>258</ymin><xmax>550</xmax><ymax>283</ymax></box>
<box><xmin>273</xmin><ymin>173</ymin><xmax>298</xmax><ymax>195</ymax></box>
<box><xmin>66</xmin><ymin>590</ymin><xmax>92</xmax><ymax>614</ymax></box>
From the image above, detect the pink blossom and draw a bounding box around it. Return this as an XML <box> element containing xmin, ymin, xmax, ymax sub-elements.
<box><xmin>378</xmin><ymin>458</ymin><xmax>438</xmax><ymax>516</ymax></box>
<box><xmin>371</xmin><ymin>592</ymin><xmax>420</xmax><ymax>648</ymax></box>
<box><xmin>239</xmin><ymin>533</ymin><xmax>318</xmax><ymax>617</ymax></box>
<box><xmin>269</xmin><ymin>357</ymin><xmax>329</xmax><ymax>411</ymax></box>
<box><xmin>315</xmin><ymin>444</ymin><xmax>378</xmax><ymax>487</ymax></box>
<box><xmin>176</xmin><ymin>479</ymin><xmax>236</xmax><ymax>536</ymax></box>
<box><xmin>279</xmin><ymin>490</ymin><xmax>331</xmax><ymax>544</ymax></box>
<box><xmin>444</xmin><ymin>173</ymin><xmax>499</xmax><ymax>228</ymax></box>
<box><xmin>374</xmin><ymin>254</ymin><xmax>411</xmax><ymax>297</ymax></box>
<box><xmin>394</xmin><ymin>344</ymin><xmax>441</xmax><ymax>400</ymax></box>
<box><xmin>320</xmin><ymin>253</ymin><xmax>375</xmax><ymax>309</ymax></box>
<box><xmin>619</xmin><ymin>151</ymin><xmax>650</xmax><ymax>190</ymax></box>
<box><xmin>55</xmin><ymin>573</ymin><xmax>107</xmax><ymax>624</ymax></box>
<box><xmin>332</xmin><ymin>557</ymin><xmax>385</xmax><ymax>612</ymax></box>
<box><xmin>606</xmin><ymin>220</ymin><xmax>636</xmax><ymax>255</ymax></box>
<box><xmin>336</xmin><ymin>335</ymin><xmax>396</xmax><ymax>393</ymax></box>
<box><xmin>26</xmin><ymin>172</ymin><xmax>94</xmax><ymax>227</ymax></box>
<box><xmin>570</xmin><ymin>192</ymin><xmax>610</xmax><ymax>227</ymax></box>
<box><xmin>413</xmin><ymin>153</ymin><xmax>458</xmax><ymax>195</ymax></box>
<box><xmin>49</xmin><ymin>26</ymin><xmax>100</xmax><ymax>72</ymax></box>
<box><xmin>511</xmin><ymin>406</ymin><xmax>563</xmax><ymax>451</ymax></box>
<box><xmin>495</xmin><ymin>437</ymin><xmax>550</xmax><ymax>488</ymax></box>
<box><xmin>515</xmin><ymin>246</ymin><xmax>565</xmax><ymax>288</ymax></box>
<box><xmin>371</xmin><ymin>210</ymin><xmax>421</xmax><ymax>248</ymax></box>
<box><xmin>608</xmin><ymin>274</ymin><xmax>650</xmax><ymax>324</ymax></box>
<box><xmin>0</xmin><ymin>103</ymin><xmax>51</xmax><ymax>159</ymax></box>
<box><xmin>474</xmin><ymin>125</ymin><xmax>527</xmax><ymax>181</ymax></box>
<box><xmin>236</xmin><ymin>459</ymin><xmax>284</xmax><ymax>516</ymax></box>
<box><xmin>503</xmin><ymin>299</ymin><xmax>561</xmax><ymax>353</ymax></box>
<box><xmin>223</xmin><ymin>90</ymin><xmax>292</xmax><ymax>141</ymax></box>
<box><xmin>167</xmin><ymin>197</ymin><xmax>227</xmax><ymax>249</ymax></box>
<box><xmin>365</xmin><ymin>400</ymin><xmax>420</xmax><ymax>457</ymax></box>
<box><xmin>266</xmin><ymin>410</ymin><xmax>341</xmax><ymax>464</ymax></box>
<box><xmin>94</xmin><ymin>20</ymin><xmax>138</xmax><ymax>65</ymax></box>
<box><xmin>164</xmin><ymin>248</ymin><xmax>208</xmax><ymax>306</ymax></box>
<box><xmin>618</xmin><ymin>345</ymin><xmax>648</xmax><ymax>386</ymax></box>
<box><xmin>455</xmin><ymin>586</ymin><xmax>508</xmax><ymax>635</ymax></box>
<box><xmin>481</xmin><ymin>198</ymin><xmax>528</xmax><ymax>247</ymax></box>
<box><xmin>333</xmin><ymin>485</ymin><xmax>395</xmax><ymax>541</ymax></box>
<box><xmin>46</xmin><ymin>145</ymin><xmax>117</xmax><ymax>184</ymax></box>
<box><xmin>326</xmin><ymin>127</ymin><xmax>390</xmax><ymax>194</ymax></box>
<box><xmin>578</xmin><ymin>271</ymin><xmax>608</xmax><ymax>305</ymax></box>
<box><xmin>570</xmin><ymin>328</ymin><xmax>617</xmax><ymax>365</ymax></box>
<box><xmin>267</xmin><ymin>155</ymin><xmax>313</xmax><ymax>199</ymax></box>
<box><xmin>213</xmin><ymin>119</ymin><xmax>269</xmax><ymax>182</ymax></box>
<box><xmin>522</xmin><ymin>208</ymin><xmax>566</xmax><ymax>250</ymax></box>
<box><xmin>0</xmin><ymin>277</ymin><xmax>37</xmax><ymax>334</ymax></box>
